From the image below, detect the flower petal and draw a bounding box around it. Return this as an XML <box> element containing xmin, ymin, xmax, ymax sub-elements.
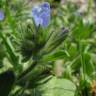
<box><xmin>40</xmin><ymin>12</ymin><xmax>50</xmax><ymax>27</ymax></box>
<box><xmin>0</xmin><ymin>10</ymin><xmax>4</xmax><ymax>21</ymax></box>
<box><xmin>41</xmin><ymin>2</ymin><xmax>50</xmax><ymax>11</ymax></box>
<box><xmin>31</xmin><ymin>2</ymin><xmax>50</xmax><ymax>28</ymax></box>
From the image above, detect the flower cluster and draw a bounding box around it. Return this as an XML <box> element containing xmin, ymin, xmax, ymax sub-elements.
<box><xmin>32</xmin><ymin>2</ymin><xmax>50</xmax><ymax>28</ymax></box>
<box><xmin>0</xmin><ymin>10</ymin><xmax>4</xmax><ymax>21</ymax></box>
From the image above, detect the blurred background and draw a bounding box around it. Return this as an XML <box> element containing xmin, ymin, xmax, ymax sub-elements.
<box><xmin>0</xmin><ymin>0</ymin><xmax>96</xmax><ymax>96</ymax></box>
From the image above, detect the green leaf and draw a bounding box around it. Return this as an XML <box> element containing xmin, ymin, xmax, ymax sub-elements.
<box><xmin>0</xmin><ymin>31</ymin><xmax>19</xmax><ymax>68</ymax></box>
<box><xmin>42</xmin><ymin>50</ymin><xmax>68</xmax><ymax>62</ymax></box>
<box><xmin>0</xmin><ymin>43</ymin><xmax>5</xmax><ymax>66</ymax></box>
<box><xmin>72</xmin><ymin>17</ymin><xmax>94</xmax><ymax>41</ymax></box>
<box><xmin>82</xmin><ymin>53</ymin><xmax>94</xmax><ymax>76</ymax></box>
<box><xmin>38</xmin><ymin>77</ymin><xmax>76</xmax><ymax>96</ymax></box>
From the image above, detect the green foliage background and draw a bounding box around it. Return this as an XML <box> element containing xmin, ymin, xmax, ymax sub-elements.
<box><xmin>0</xmin><ymin>0</ymin><xmax>96</xmax><ymax>96</ymax></box>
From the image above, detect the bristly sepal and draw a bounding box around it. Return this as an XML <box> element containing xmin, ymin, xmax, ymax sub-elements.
<box><xmin>17</xmin><ymin>19</ymin><xmax>69</xmax><ymax>62</ymax></box>
<box><xmin>39</xmin><ymin>27</ymin><xmax>69</xmax><ymax>55</ymax></box>
<box><xmin>16</xmin><ymin>21</ymin><xmax>47</xmax><ymax>62</ymax></box>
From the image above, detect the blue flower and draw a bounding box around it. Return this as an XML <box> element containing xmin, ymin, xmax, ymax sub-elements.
<box><xmin>32</xmin><ymin>2</ymin><xmax>50</xmax><ymax>28</ymax></box>
<box><xmin>0</xmin><ymin>10</ymin><xmax>4</xmax><ymax>21</ymax></box>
